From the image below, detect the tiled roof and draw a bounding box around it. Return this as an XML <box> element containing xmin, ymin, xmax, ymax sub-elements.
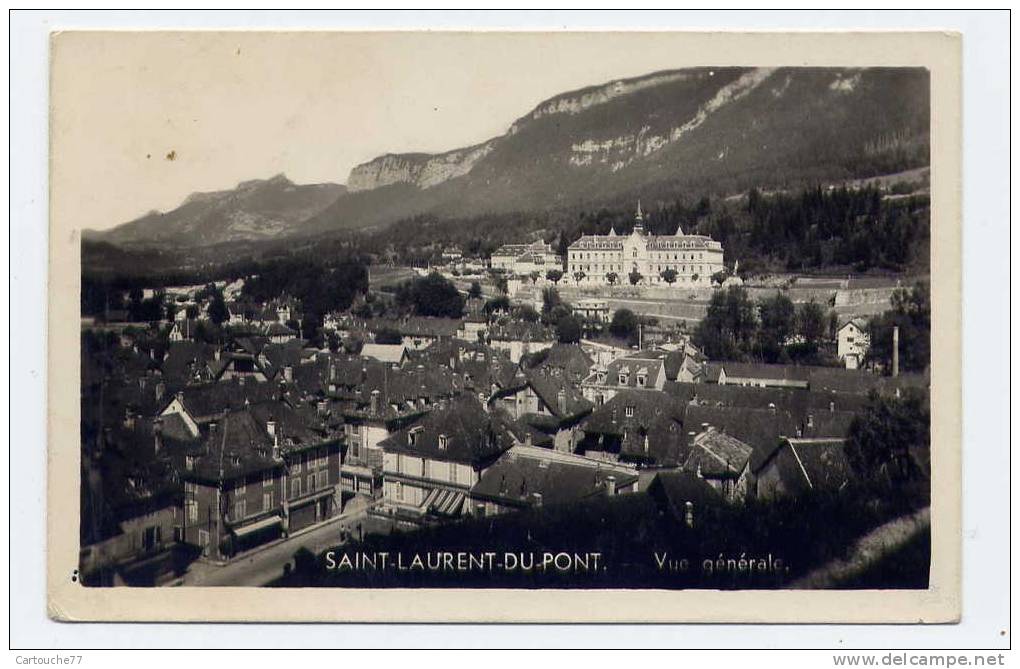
<box><xmin>379</xmin><ymin>396</ymin><xmax>514</xmax><ymax>467</ymax></box>
<box><xmin>683</xmin><ymin>429</ymin><xmax>754</xmax><ymax>478</ymax></box>
<box><xmin>360</xmin><ymin>344</ymin><xmax>408</xmax><ymax>364</ymax></box>
<box><xmin>707</xmin><ymin>362</ymin><xmax>811</xmax><ymax>383</ymax></box>
<box><xmin>524</xmin><ymin>369</ymin><xmax>593</xmax><ymax>422</ymax></box>
<box><xmin>523</xmin><ymin>343</ymin><xmax>594</xmax><ymax>384</ymax></box>
<box><xmin>471</xmin><ymin>446</ymin><xmax>637</xmax><ymax>507</ymax></box>
<box><xmin>753</xmin><ymin>438</ymin><xmax>851</xmax><ymax>495</ymax></box>
<box><xmin>580</xmin><ymin>390</ymin><xmax>686</xmax><ymax>465</ymax></box>
<box><xmin>647</xmin><ymin>470</ymin><xmax>721</xmax><ymax>520</ymax></box>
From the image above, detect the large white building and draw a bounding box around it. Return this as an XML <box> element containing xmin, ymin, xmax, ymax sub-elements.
<box><xmin>567</xmin><ymin>203</ymin><xmax>724</xmax><ymax>287</ymax></box>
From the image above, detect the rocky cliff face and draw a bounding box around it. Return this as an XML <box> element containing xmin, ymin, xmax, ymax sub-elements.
<box><xmin>100</xmin><ymin>66</ymin><xmax>930</xmax><ymax>247</ymax></box>
<box><xmin>347</xmin><ymin>141</ymin><xmax>496</xmax><ymax>191</ymax></box>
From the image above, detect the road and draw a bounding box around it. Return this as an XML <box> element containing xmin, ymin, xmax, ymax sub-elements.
<box><xmin>178</xmin><ymin>510</ymin><xmax>370</xmax><ymax>587</ymax></box>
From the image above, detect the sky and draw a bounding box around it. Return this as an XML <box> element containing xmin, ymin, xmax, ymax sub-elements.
<box><xmin>51</xmin><ymin>31</ymin><xmax>729</xmax><ymax>231</ymax></box>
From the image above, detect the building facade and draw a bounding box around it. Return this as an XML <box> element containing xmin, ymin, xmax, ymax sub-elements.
<box><xmin>567</xmin><ymin>203</ymin><xmax>724</xmax><ymax>287</ymax></box>
<box><xmin>490</xmin><ymin>240</ymin><xmax>563</xmax><ymax>275</ymax></box>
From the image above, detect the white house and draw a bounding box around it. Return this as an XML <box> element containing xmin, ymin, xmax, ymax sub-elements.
<box><xmin>837</xmin><ymin>318</ymin><xmax>871</xmax><ymax>370</ymax></box>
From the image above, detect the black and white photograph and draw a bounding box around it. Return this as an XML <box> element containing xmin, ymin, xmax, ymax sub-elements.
<box><xmin>42</xmin><ymin>28</ymin><xmax>967</xmax><ymax>624</ymax></box>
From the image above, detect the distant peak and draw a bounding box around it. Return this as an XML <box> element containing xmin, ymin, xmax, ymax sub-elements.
<box><xmin>238</xmin><ymin>173</ymin><xmax>291</xmax><ymax>189</ymax></box>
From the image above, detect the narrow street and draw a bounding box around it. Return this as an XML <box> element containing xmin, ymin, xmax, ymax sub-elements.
<box><xmin>177</xmin><ymin>509</ymin><xmax>370</xmax><ymax>587</ymax></box>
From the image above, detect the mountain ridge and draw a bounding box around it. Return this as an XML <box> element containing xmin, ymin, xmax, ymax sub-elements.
<box><xmin>92</xmin><ymin>66</ymin><xmax>930</xmax><ymax>248</ymax></box>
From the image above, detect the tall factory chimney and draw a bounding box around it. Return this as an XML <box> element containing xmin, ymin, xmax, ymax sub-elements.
<box><xmin>892</xmin><ymin>325</ymin><xmax>900</xmax><ymax>378</ymax></box>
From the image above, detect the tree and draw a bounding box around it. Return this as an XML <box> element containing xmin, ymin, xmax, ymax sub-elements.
<box><xmin>207</xmin><ymin>290</ymin><xmax>230</xmax><ymax>325</ymax></box>
<box><xmin>711</xmin><ymin>270</ymin><xmax>728</xmax><ymax>285</ymax></box>
<box><xmin>512</xmin><ymin>304</ymin><xmax>540</xmax><ymax>323</ymax></box>
<box><xmin>866</xmin><ymin>283</ymin><xmax>930</xmax><ymax>373</ymax></box>
<box><xmin>758</xmin><ymin>292</ymin><xmax>796</xmax><ymax>362</ymax></box>
<box><xmin>797</xmin><ymin>300</ymin><xmax>828</xmax><ymax>345</ymax></box>
<box><xmin>395</xmin><ymin>273</ymin><xmax>465</xmax><ymax>318</ymax></box>
<box><xmin>660</xmin><ymin>268</ymin><xmax>678</xmax><ymax>286</ymax></box>
<box><xmin>573</xmin><ymin>270</ymin><xmax>586</xmax><ymax>284</ymax></box>
<box><xmin>609</xmin><ymin>309</ymin><xmax>639</xmax><ymax>342</ymax></box>
<box><xmin>555</xmin><ymin>315</ymin><xmax>582</xmax><ymax>344</ymax></box>
<box><xmin>468</xmin><ymin>281</ymin><xmax>482</xmax><ymax>299</ymax></box>
<box><xmin>541</xmin><ymin>287</ymin><xmax>561</xmax><ymax>316</ymax></box>
<box><xmin>628</xmin><ymin>269</ymin><xmax>644</xmax><ymax>286</ymax></box>
<box><xmin>546</xmin><ymin>269</ymin><xmax>564</xmax><ymax>285</ymax></box>
<box><xmin>483</xmin><ymin>295</ymin><xmax>511</xmax><ymax>316</ymax></box>
<box><xmin>692</xmin><ymin>286</ymin><xmax>758</xmax><ymax>360</ymax></box>
<box><xmin>846</xmin><ymin>390</ymin><xmax>930</xmax><ymax>483</ymax></box>
<box><xmin>529</xmin><ymin>271</ymin><xmax>541</xmax><ymax>285</ymax></box>
<box><xmin>605</xmin><ymin>272</ymin><xmax>618</xmax><ymax>287</ymax></box>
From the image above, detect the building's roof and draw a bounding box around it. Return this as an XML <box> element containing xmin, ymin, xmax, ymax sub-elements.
<box><xmin>668</xmin><ymin>382</ymin><xmax>869</xmax><ymax>422</ymax></box>
<box><xmin>378</xmin><ymin>396</ymin><xmax>514</xmax><ymax>467</ymax></box>
<box><xmin>521</xmin><ymin>343</ymin><xmax>594</xmax><ymax>384</ymax></box>
<box><xmin>367</xmin><ymin>317</ymin><xmax>463</xmax><ymax>339</ymax></box>
<box><xmin>264</xmin><ymin>322</ymin><xmax>297</xmax><ymax>337</ymax></box>
<box><xmin>359</xmin><ymin>343</ymin><xmax>408</xmax><ymax>364</ymax></box>
<box><xmin>753</xmin><ymin>438</ymin><xmax>851</xmax><ymax>495</ymax></box>
<box><xmin>682</xmin><ymin>404</ymin><xmax>798</xmax><ymax>470</ymax></box>
<box><xmin>804</xmin><ymin>367</ymin><xmax>929</xmax><ymax>395</ymax></box>
<box><xmin>589</xmin><ymin>353</ymin><xmax>668</xmax><ymax>390</ymax></box>
<box><xmin>522</xmin><ymin>368</ymin><xmax>593</xmax><ymax>422</ymax></box>
<box><xmin>580</xmin><ymin>390</ymin><xmax>686</xmax><ymax>465</ymax></box>
<box><xmin>471</xmin><ymin>446</ymin><xmax>638</xmax><ymax>507</ymax></box>
<box><xmin>647</xmin><ymin>470</ymin><xmax>722</xmax><ymax>520</ymax></box>
<box><xmin>706</xmin><ymin>362</ymin><xmax>811</xmax><ymax>383</ymax></box>
<box><xmin>682</xmin><ymin>428</ymin><xmax>754</xmax><ymax>478</ymax></box>
<box><xmin>168</xmin><ymin>379</ymin><xmax>277</xmax><ymax>419</ymax></box>
<box><xmin>838</xmin><ymin>317</ymin><xmax>869</xmax><ymax>332</ymax></box>
<box><xmin>160</xmin><ymin>341</ymin><xmax>217</xmax><ymax>385</ymax></box>
<box><xmin>488</xmin><ymin>321</ymin><xmax>556</xmax><ymax>342</ymax></box>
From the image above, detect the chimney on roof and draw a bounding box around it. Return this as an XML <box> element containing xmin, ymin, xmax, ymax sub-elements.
<box><xmin>267</xmin><ymin>421</ymin><xmax>276</xmax><ymax>440</ymax></box>
<box><xmin>605</xmin><ymin>475</ymin><xmax>617</xmax><ymax>496</ymax></box>
<box><xmin>283</xmin><ymin>366</ymin><xmax>293</xmax><ymax>382</ymax></box>
<box><xmin>685</xmin><ymin>501</ymin><xmax>695</xmax><ymax>528</ymax></box>
<box><xmin>829</xmin><ymin>401</ymin><xmax>835</xmax><ymax>413</ymax></box>
<box><xmin>530</xmin><ymin>492</ymin><xmax>543</xmax><ymax>508</ymax></box>
<box><xmin>768</xmin><ymin>402</ymin><xmax>776</xmax><ymax>415</ymax></box>
<box><xmin>175</xmin><ymin>390</ymin><xmax>184</xmax><ymax>404</ymax></box>
<box><xmin>370</xmin><ymin>389</ymin><xmax>380</xmax><ymax>415</ymax></box>
<box><xmin>557</xmin><ymin>388</ymin><xmax>567</xmax><ymax>415</ymax></box>
<box><xmin>807</xmin><ymin>414</ymin><xmax>814</xmax><ymax>429</ymax></box>
<box><xmin>155</xmin><ymin>381</ymin><xmax>165</xmax><ymax>403</ymax></box>
<box><xmin>214</xmin><ymin>348</ymin><xmax>221</xmax><ymax>361</ymax></box>
<box><xmin>892</xmin><ymin>326</ymin><xmax>900</xmax><ymax>378</ymax></box>
<box><xmin>238</xmin><ymin>375</ymin><xmax>246</xmax><ymax>387</ymax></box>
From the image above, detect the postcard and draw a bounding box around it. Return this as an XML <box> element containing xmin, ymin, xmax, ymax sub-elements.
<box><xmin>48</xmin><ymin>29</ymin><xmax>961</xmax><ymax>622</ymax></box>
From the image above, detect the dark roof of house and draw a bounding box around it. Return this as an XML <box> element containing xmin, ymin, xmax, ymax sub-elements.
<box><xmin>682</xmin><ymin>429</ymin><xmax>754</xmax><ymax>478</ymax></box>
<box><xmin>668</xmin><ymin>382</ymin><xmax>869</xmax><ymax>422</ymax></box>
<box><xmin>264</xmin><ymin>322</ymin><xmax>297</xmax><ymax>337</ymax></box>
<box><xmin>753</xmin><ymin>438</ymin><xmax>851</xmax><ymax>494</ymax></box>
<box><xmin>682</xmin><ymin>404</ymin><xmax>798</xmax><ymax>470</ymax></box>
<box><xmin>706</xmin><ymin>362</ymin><xmax>811</xmax><ymax>383</ymax></box>
<box><xmin>581</xmin><ymin>390</ymin><xmax>687</xmax><ymax>465</ymax></box>
<box><xmin>522</xmin><ymin>368</ymin><xmax>593</xmax><ymax>422</ymax></box>
<box><xmin>160</xmin><ymin>342</ymin><xmax>216</xmax><ymax>385</ymax></box>
<box><xmin>804</xmin><ymin>367</ymin><xmax>929</xmax><ymax>395</ymax></box>
<box><xmin>488</xmin><ymin>321</ymin><xmax>556</xmax><ymax>342</ymax></box>
<box><xmin>471</xmin><ymin>447</ymin><xmax>638</xmax><ymax>507</ymax></box>
<box><xmin>170</xmin><ymin>379</ymin><xmax>277</xmax><ymax>419</ymax></box>
<box><xmin>522</xmin><ymin>343</ymin><xmax>594</xmax><ymax>384</ymax></box>
<box><xmin>592</xmin><ymin>354</ymin><xmax>668</xmax><ymax>390</ymax></box>
<box><xmin>378</xmin><ymin>396</ymin><xmax>514</xmax><ymax>466</ymax></box>
<box><xmin>646</xmin><ymin>470</ymin><xmax>721</xmax><ymax>520</ymax></box>
<box><xmin>367</xmin><ymin>317</ymin><xmax>463</xmax><ymax>339</ymax></box>
<box><xmin>180</xmin><ymin>401</ymin><xmax>335</xmax><ymax>484</ymax></box>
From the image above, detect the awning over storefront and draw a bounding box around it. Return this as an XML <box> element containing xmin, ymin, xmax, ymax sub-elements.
<box><xmin>232</xmin><ymin>515</ymin><xmax>283</xmax><ymax>537</ymax></box>
<box><xmin>422</xmin><ymin>488</ymin><xmax>466</xmax><ymax>516</ymax></box>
